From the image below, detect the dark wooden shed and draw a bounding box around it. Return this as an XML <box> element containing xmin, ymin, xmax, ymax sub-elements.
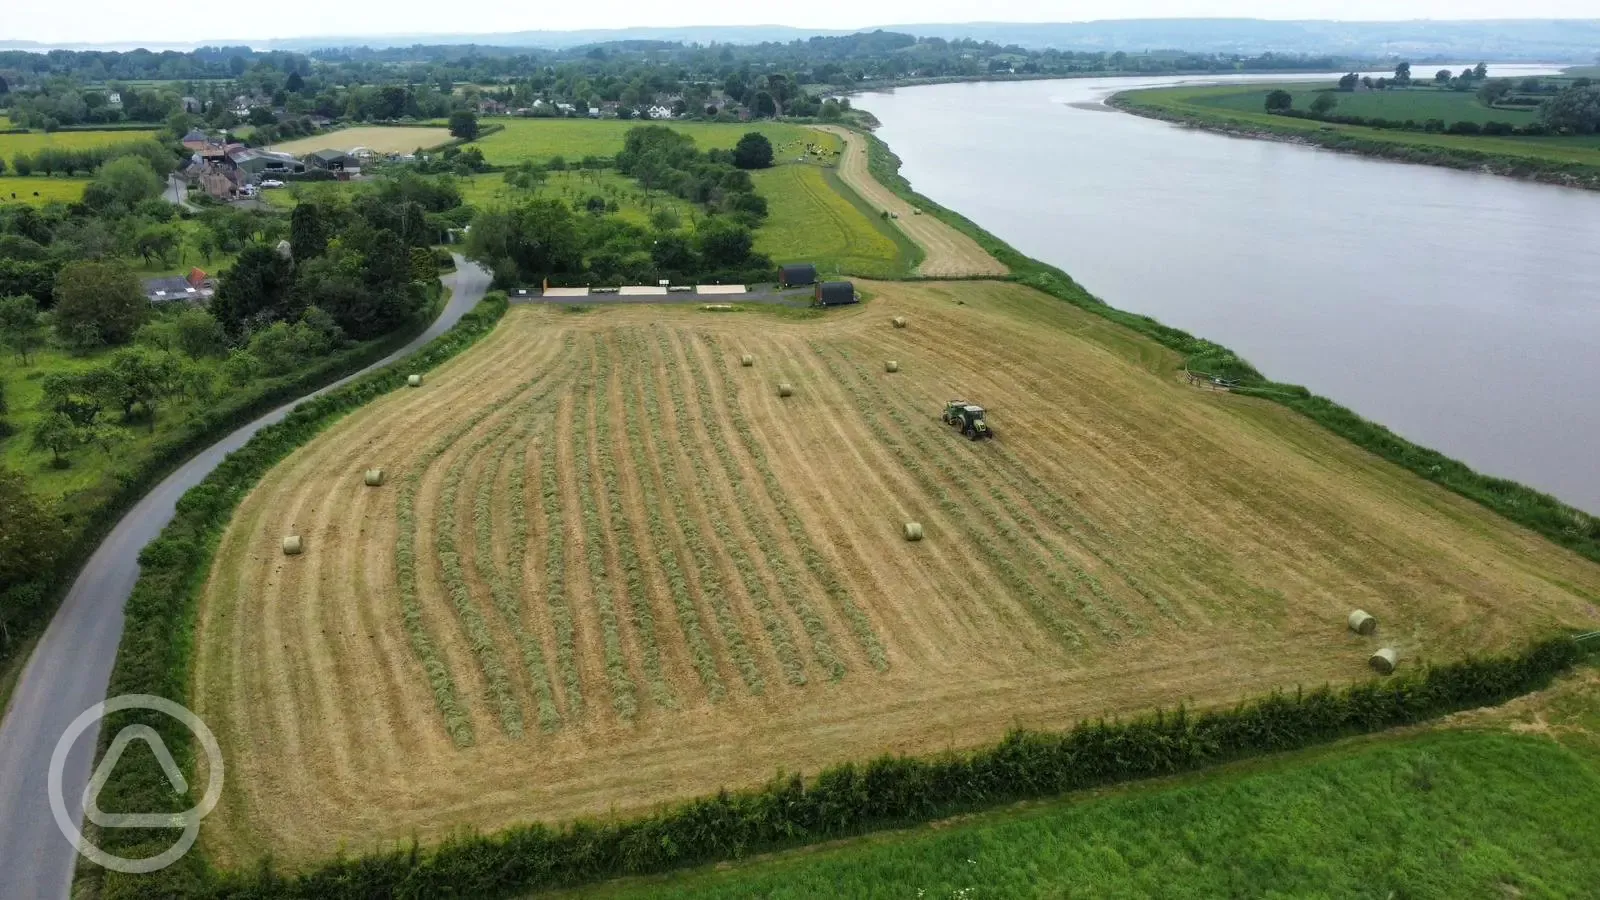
<box><xmin>779</xmin><ymin>263</ymin><xmax>818</xmax><ymax>287</ymax></box>
<box><xmin>813</xmin><ymin>281</ymin><xmax>857</xmax><ymax>307</ymax></box>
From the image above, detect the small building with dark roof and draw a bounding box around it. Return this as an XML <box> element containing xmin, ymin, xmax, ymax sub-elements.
<box><xmin>306</xmin><ymin>149</ymin><xmax>356</xmax><ymax>171</ymax></box>
<box><xmin>813</xmin><ymin>281</ymin><xmax>857</xmax><ymax>307</ymax></box>
<box><xmin>778</xmin><ymin>263</ymin><xmax>818</xmax><ymax>287</ymax></box>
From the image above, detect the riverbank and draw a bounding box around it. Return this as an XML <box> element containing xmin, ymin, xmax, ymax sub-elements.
<box><xmin>1108</xmin><ymin>86</ymin><xmax>1600</xmax><ymax>191</ymax></box>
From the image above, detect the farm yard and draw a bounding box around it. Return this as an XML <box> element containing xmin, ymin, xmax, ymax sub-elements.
<box><xmin>464</xmin><ymin>119</ymin><xmax>826</xmax><ymax>166</ymax></box>
<box><xmin>268</xmin><ymin>126</ymin><xmax>454</xmax><ymax>156</ymax></box>
<box><xmin>191</xmin><ymin>278</ymin><xmax>1600</xmax><ymax>868</ymax></box>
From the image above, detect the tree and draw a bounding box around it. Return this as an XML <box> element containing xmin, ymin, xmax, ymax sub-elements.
<box><xmin>732</xmin><ymin>132</ymin><xmax>774</xmax><ymax>169</ymax></box>
<box><xmin>1474</xmin><ymin>62</ymin><xmax>1489</xmax><ymax>80</ymax></box>
<box><xmin>1337</xmin><ymin>73</ymin><xmax>1359</xmax><ymax>91</ymax></box>
<box><xmin>1478</xmin><ymin>79</ymin><xmax>1513</xmax><ymax>107</ymax></box>
<box><xmin>52</xmin><ymin>260</ymin><xmax>147</xmax><ymax>349</ymax></box>
<box><xmin>286</xmin><ymin>72</ymin><xmax>305</xmax><ymax>93</ymax></box>
<box><xmin>0</xmin><ymin>294</ymin><xmax>45</xmax><ymax>364</ymax></box>
<box><xmin>289</xmin><ymin>202</ymin><xmax>332</xmax><ymax>261</ymax></box>
<box><xmin>1436</xmin><ymin>69</ymin><xmax>1452</xmax><ymax>84</ymax></box>
<box><xmin>1393</xmin><ymin>61</ymin><xmax>1412</xmax><ymax>86</ymax></box>
<box><xmin>104</xmin><ymin>348</ymin><xmax>184</xmax><ymax>429</ymax></box>
<box><xmin>1264</xmin><ymin>90</ymin><xmax>1293</xmax><ymax>112</ymax></box>
<box><xmin>695</xmin><ymin>218</ymin><xmax>754</xmax><ymax>269</ymax></box>
<box><xmin>211</xmin><ymin>242</ymin><xmax>296</xmax><ymax>336</ymax></box>
<box><xmin>448</xmin><ymin>110</ymin><xmax>480</xmax><ymax>140</ymax></box>
<box><xmin>1540</xmin><ymin>85</ymin><xmax>1600</xmax><ymax>134</ymax></box>
<box><xmin>133</xmin><ymin>225</ymin><xmax>180</xmax><ymax>266</ymax></box>
<box><xmin>88</xmin><ymin>156</ymin><xmax>163</xmax><ymax>209</ymax></box>
<box><xmin>32</xmin><ymin>412</ymin><xmax>89</xmax><ymax>467</ymax></box>
<box><xmin>1310</xmin><ymin>93</ymin><xmax>1339</xmax><ymax>116</ymax></box>
<box><xmin>0</xmin><ymin>468</ymin><xmax>65</xmax><ymax>624</ymax></box>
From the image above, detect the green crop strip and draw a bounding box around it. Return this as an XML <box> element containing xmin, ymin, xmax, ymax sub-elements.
<box><xmin>570</xmin><ymin>344</ymin><xmax>640</xmax><ymax>721</ymax></box>
<box><xmin>616</xmin><ymin>331</ymin><xmax>726</xmax><ymax>699</ymax></box>
<box><xmin>652</xmin><ymin>327</ymin><xmax>808</xmax><ymax>685</ymax></box>
<box><xmin>815</xmin><ymin>343</ymin><xmax>1084</xmax><ymax>651</ymax></box>
<box><xmin>701</xmin><ymin>334</ymin><xmax>888</xmax><ymax>671</ymax></box>
<box><xmin>592</xmin><ymin>337</ymin><xmax>675</xmax><ymax>711</ymax></box>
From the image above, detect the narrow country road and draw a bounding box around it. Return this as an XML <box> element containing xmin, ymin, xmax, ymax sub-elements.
<box><xmin>0</xmin><ymin>258</ymin><xmax>492</xmax><ymax>900</ymax></box>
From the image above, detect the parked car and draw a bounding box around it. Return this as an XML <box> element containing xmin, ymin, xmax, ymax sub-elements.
<box><xmin>260</xmin><ymin>179</ymin><xmax>285</xmax><ymax>189</ymax></box>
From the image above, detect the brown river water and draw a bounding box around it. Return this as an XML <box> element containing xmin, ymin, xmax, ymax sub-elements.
<box><xmin>857</xmin><ymin>71</ymin><xmax>1600</xmax><ymax>514</ymax></box>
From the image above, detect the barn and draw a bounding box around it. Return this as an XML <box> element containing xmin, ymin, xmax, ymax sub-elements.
<box><xmin>778</xmin><ymin>263</ymin><xmax>818</xmax><ymax>287</ymax></box>
<box><xmin>814</xmin><ymin>281</ymin><xmax>858</xmax><ymax>307</ymax></box>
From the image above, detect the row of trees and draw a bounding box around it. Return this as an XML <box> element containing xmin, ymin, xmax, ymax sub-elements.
<box><xmin>615</xmin><ymin>127</ymin><xmax>772</xmax><ymax>226</ymax></box>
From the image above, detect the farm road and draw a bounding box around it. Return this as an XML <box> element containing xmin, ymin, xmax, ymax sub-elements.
<box><xmin>0</xmin><ymin>258</ymin><xmax>492</xmax><ymax>900</ymax></box>
<box><xmin>811</xmin><ymin>124</ymin><xmax>1007</xmax><ymax>278</ymax></box>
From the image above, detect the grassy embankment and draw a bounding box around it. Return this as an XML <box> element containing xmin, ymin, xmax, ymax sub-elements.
<box><xmin>1111</xmin><ymin>83</ymin><xmax>1600</xmax><ymax>187</ymax></box>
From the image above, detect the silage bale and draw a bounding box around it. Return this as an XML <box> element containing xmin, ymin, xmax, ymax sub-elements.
<box><xmin>885</xmin><ymin>360</ymin><xmax>899</xmax><ymax>373</ymax></box>
<box><xmin>892</xmin><ymin>316</ymin><xmax>907</xmax><ymax>329</ymax></box>
<box><xmin>1348</xmin><ymin>609</ymin><xmax>1377</xmax><ymax>635</ymax></box>
<box><xmin>778</xmin><ymin>382</ymin><xmax>794</xmax><ymax>398</ymax></box>
<box><xmin>282</xmin><ymin>535</ymin><xmax>303</xmax><ymax>556</ymax></box>
<box><xmin>1369</xmin><ymin>647</ymin><xmax>1398</xmax><ymax>675</ymax></box>
<box><xmin>903</xmin><ymin>522</ymin><xmax>924</xmax><ymax>541</ymax></box>
<box><xmin>741</xmin><ymin>354</ymin><xmax>754</xmax><ymax>367</ymax></box>
<box><xmin>407</xmin><ymin>374</ymin><xmax>424</xmax><ymax>387</ymax></box>
<box><xmin>365</xmin><ymin>468</ymin><xmax>385</xmax><ymax>487</ymax></box>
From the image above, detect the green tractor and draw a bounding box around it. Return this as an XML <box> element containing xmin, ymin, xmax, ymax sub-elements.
<box><xmin>942</xmin><ymin>400</ymin><xmax>994</xmax><ymax>440</ymax></box>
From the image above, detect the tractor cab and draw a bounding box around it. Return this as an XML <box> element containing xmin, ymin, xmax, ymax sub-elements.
<box><xmin>942</xmin><ymin>400</ymin><xmax>995</xmax><ymax>440</ymax></box>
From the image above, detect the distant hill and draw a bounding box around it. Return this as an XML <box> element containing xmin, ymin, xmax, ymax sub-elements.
<box><xmin>4</xmin><ymin>19</ymin><xmax>1598</xmax><ymax>61</ymax></box>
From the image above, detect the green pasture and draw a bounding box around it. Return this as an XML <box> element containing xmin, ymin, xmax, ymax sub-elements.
<box><xmin>0</xmin><ymin>176</ymin><xmax>89</xmax><ymax>205</ymax></box>
<box><xmin>1119</xmin><ymin>84</ymin><xmax>1600</xmax><ymax>166</ymax></box>
<box><xmin>0</xmin><ymin>128</ymin><xmax>161</xmax><ymax>163</ymax></box>
<box><xmin>570</xmin><ymin>725</ymin><xmax>1600</xmax><ymax>899</ymax></box>
<box><xmin>464</xmin><ymin>119</ymin><xmax>828</xmax><ymax>165</ymax></box>
<box><xmin>1193</xmin><ymin>84</ymin><xmax>1539</xmax><ymax>125</ymax></box>
<box><xmin>750</xmin><ymin>163</ymin><xmax>913</xmax><ymax>278</ymax></box>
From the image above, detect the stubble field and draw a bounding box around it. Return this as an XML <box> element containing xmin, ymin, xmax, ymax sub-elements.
<box><xmin>191</xmin><ymin>280</ymin><xmax>1600</xmax><ymax>868</ymax></box>
<box><xmin>268</xmin><ymin>126</ymin><xmax>454</xmax><ymax>156</ymax></box>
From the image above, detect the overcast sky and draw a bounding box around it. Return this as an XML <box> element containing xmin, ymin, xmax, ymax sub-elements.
<box><xmin>9</xmin><ymin>1</ymin><xmax>1600</xmax><ymax>45</ymax></box>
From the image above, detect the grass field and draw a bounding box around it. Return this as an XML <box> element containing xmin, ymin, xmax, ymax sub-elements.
<box><xmin>1192</xmin><ymin>84</ymin><xmax>1540</xmax><ymax>126</ymax></box>
<box><xmin>0</xmin><ymin>128</ymin><xmax>160</xmax><ymax>163</ymax></box>
<box><xmin>0</xmin><ymin>176</ymin><xmax>88</xmax><ymax>205</ymax></box>
<box><xmin>268</xmin><ymin>126</ymin><xmax>453</xmax><ymax>156</ymax></box>
<box><xmin>191</xmin><ymin>279</ymin><xmax>1600</xmax><ymax>869</ymax></box>
<box><xmin>465</xmin><ymin>119</ymin><xmax>824</xmax><ymax>166</ymax></box>
<box><xmin>1117</xmin><ymin>84</ymin><xmax>1600</xmax><ymax>166</ymax></box>
<box><xmin>752</xmin><ymin>163</ymin><xmax>912</xmax><ymax>277</ymax></box>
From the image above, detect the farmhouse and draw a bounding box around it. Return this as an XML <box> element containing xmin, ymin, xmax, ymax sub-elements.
<box><xmin>779</xmin><ymin>263</ymin><xmax>818</xmax><ymax>287</ymax></box>
<box><xmin>814</xmin><ymin>280</ymin><xmax>858</xmax><ymax>307</ymax></box>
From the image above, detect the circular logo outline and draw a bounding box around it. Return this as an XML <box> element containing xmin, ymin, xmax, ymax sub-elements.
<box><xmin>48</xmin><ymin>694</ymin><xmax>225</xmax><ymax>874</ymax></box>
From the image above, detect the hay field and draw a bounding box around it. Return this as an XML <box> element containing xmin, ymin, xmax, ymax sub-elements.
<box><xmin>269</xmin><ymin>126</ymin><xmax>453</xmax><ymax>156</ymax></box>
<box><xmin>466</xmin><ymin>119</ymin><xmax>819</xmax><ymax>166</ymax></box>
<box><xmin>192</xmin><ymin>280</ymin><xmax>1600</xmax><ymax>867</ymax></box>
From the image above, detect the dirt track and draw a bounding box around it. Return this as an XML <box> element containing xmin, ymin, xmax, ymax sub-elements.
<box><xmin>193</xmin><ymin>282</ymin><xmax>1600</xmax><ymax>867</ymax></box>
<box><xmin>812</xmin><ymin>125</ymin><xmax>1008</xmax><ymax>278</ymax></box>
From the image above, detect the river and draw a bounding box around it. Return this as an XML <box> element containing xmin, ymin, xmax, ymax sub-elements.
<box><xmin>856</xmin><ymin>70</ymin><xmax>1600</xmax><ymax>515</ymax></box>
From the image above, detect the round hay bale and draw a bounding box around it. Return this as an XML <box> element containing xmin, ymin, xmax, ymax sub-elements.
<box><xmin>741</xmin><ymin>354</ymin><xmax>754</xmax><ymax>367</ymax></box>
<box><xmin>1348</xmin><ymin>609</ymin><xmax>1377</xmax><ymax>635</ymax></box>
<box><xmin>364</xmin><ymin>468</ymin><xmax>385</xmax><ymax>487</ymax></box>
<box><xmin>777</xmin><ymin>382</ymin><xmax>794</xmax><ymax>398</ymax></box>
<box><xmin>891</xmin><ymin>316</ymin><xmax>907</xmax><ymax>329</ymax></box>
<box><xmin>903</xmin><ymin>522</ymin><xmax>924</xmax><ymax>541</ymax></box>
<box><xmin>885</xmin><ymin>360</ymin><xmax>899</xmax><ymax>373</ymax></box>
<box><xmin>1369</xmin><ymin>647</ymin><xmax>1398</xmax><ymax>675</ymax></box>
<box><xmin>282</xmin><ymin>535</ymin><xmax>303</xmax><ymax>556</ymax></box>
<box><xmin>407</xmin><ymin>374</ymin><xmax>424</xmax><ymax>388</ymax></box>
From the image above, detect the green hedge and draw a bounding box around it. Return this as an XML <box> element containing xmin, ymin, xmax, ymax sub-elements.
<box><xmin>87</xmin><ymin>293</ymin><xmax>508</xmax><ymax>900</ymax></box>
<box><xmin>0</xmin><ymin>292</ymin><xmax>445</xmax><ymax>700</ymax></box>
<box><xmin>857</xmin><ymin>128</ymin><xmax>1600</xmax><ymax>565</ymax></box>
<box><xmin>173</xmin><ymin>637</ymin><xmax>1585</xmax><ymax>898</ymax></box>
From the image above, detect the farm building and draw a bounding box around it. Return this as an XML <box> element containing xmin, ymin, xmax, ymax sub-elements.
<box><xmin>779</xmin><ymin>263</ymin><xmax>818</xmax><ymax>287</ymax></box>
<box><xmin>228</xmin><ymin>148</ymin><xmax>305</xmax><ymax>177</ymax></box>
<box><xmin>306</xmin><ymin>149</ymin><xmax>356</xmax><ymax>171</ymax></box>
<box><xmin>814</xmin><ymin>281</ymin><xmax>858</xmax><ymax>307</ymax></box>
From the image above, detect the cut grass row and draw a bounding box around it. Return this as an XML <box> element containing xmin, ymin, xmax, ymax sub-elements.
<box><xmin>631</xmin><ymin>330</ymin><xmax>763</xmax><ymax>694</ymax></box>
<box><xmin>570</xmin><ymin>345</ymin><xmax>640</xmax><ymax>721</ymax></box>
<box><xmin>592</xmin><ymin>337</ymin><xmax>675</xmax><ymax>712</ymax></box>
<box><xmin>678</xmin><ymin>335</ymin><xmax>845</xmax><ymax>681</ymax></box>
<box><xmin>704</xmin><ymin>335</ymin><xmax>887</xmax><ymax>671</ymax></box>
<box><xmin>652</xmin><ymin>327</ymin><xmax>808</xmax><ymax>685</ymax></box>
